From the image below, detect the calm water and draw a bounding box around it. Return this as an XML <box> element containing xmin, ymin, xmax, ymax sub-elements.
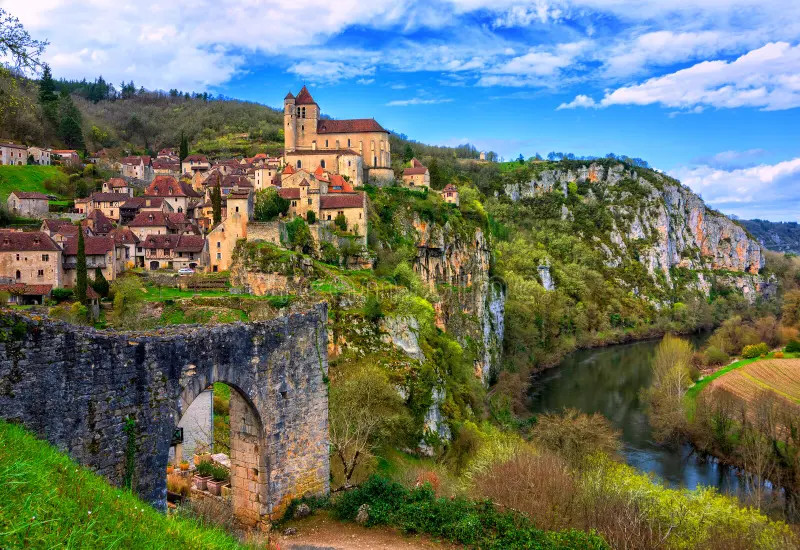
<box><xmin>527</xmin><ymin>336</ymin><xmax>746</xmax><ymax>494</ymax></box>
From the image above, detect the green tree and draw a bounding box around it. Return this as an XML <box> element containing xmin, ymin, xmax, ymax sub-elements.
<box><xmin>285</xmin><ymin>217</ymin><xmax>313</xmax><ymax>254</ymax></box>
<box><xmin>211</xmin><ymin>181</ymin><xmax>222</xmax><ymax>225</ymax></box>
<box><xmin>91</xmin><ymin>266</ymin><xmax>109</xmax><ymax>298</ymax></box>
<box><xmin>38</xmin><ymin>63</ymin><xmax>56</xmax><ymax>104</ymax></box>
<box><xmin>403</xmin><ymin>144</ymin><xmax>414</xmax><ymax>162</ymax></box>
<box><xmin>334</xmin><ymin>212</ymin><xmax>347</xmax><ymax>231</ymax></box>
<box><xmin>75</xmin><ymin>228</ymin><xmax>87</xmax><ymax>304</ymax></box>
<box><xmin>329</xmin><ymin>363</ymin><xmax>409</xmax><ymax>488</ymax></box>
<box><xmin>179</xmin><ymin>131</ymin><xmax>188</xmax><ymax>162</ymax></box>
<box><xmin>58</xmin><ymin>93</ymin><xmax>85</xmax><ymax>149</ymax></box>
<box><xmin>111</xmin><ymin>275</ymin><xmax>145</xmax><ymax>329</ymax></box>
<box><xmin>306</xmin><ymin>210</ymin><xmax>316</xmax><ymax>224</ymax></box>
<box><xmin>253</xmin><ymin>188</ymin><xmax>289</xmax><ymax>221</ymax></box>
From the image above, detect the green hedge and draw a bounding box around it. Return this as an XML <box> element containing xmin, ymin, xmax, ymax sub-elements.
<box><xmin>332</xmin><ymin>476</ymin><xmax>608</xmax><ymax>549</ymax></box>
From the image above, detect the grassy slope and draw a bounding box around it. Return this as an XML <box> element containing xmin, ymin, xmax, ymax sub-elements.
<box><xmin>0</xmin><ymin>420</ymin><xmax>246</xmax><ymax>550</ymax></box>
<box><xmin>0</xmin><ymin>165</ymin><xmax>66</xmax><ymax>202</ymax></box>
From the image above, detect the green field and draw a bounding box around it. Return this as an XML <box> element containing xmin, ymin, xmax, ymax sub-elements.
<box><xmin>0</xmin><ymin>420</ymin><xmax>249</xmax><ymax>549</ymax></box>
<box><xmin>0</xmin><ymin>165</ymin><xmax>68</xmax><ymax>202</ymax></box>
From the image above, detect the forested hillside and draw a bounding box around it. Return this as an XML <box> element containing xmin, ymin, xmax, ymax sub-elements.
<box><xmin>740</xmin><ymin>219</ymin><xmax>800</xmax><ymax>254</ymax></box>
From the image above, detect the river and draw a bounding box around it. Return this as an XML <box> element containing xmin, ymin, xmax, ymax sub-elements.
<box><xmin>526</xmin><ymin>336</ymin><xmax>747</xmax><ymax>495</ymax></box>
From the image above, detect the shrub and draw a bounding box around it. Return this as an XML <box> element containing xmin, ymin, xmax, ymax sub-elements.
<box><xmin>209</xmin><ymin>464</ymin><xmax>229</xmax><ymax>482</ymax></box>
<box><xmin>530</xmin><ymin>408</ymin><xmax>620</xmax><ymax>467</ymax></box>
<box><xmin>253</xmin><ymin>187</ymin><xmax>289</xmax><ymax>221</ymax></box>
<box><xmin>195</xmin><ymin>461</ymin><xmax>214</xmax><ymax>478</ymax></box>
<box><xmin>166</xmin><ymin>473</ymin><xmax>191</xmax><ymax>497</ymax></box>
<box><xmin>363</xmin><ymin>295</ymin><xmax>383</xmax><ymax>323</ymax></box>
<box><xmin>741</xmin><ymin>342</ymin><xmax>769</xmax><ymax>359</ymax></box>
<box><xmin>334</xmin><ymin>212</ymin><xmax>347</xmax><ymax>231</ymax></box>
<box><xmin>785</xmin><ymin>340</ymin><xmax>800</xmax><ymax>353</ymax></box>
<box><xmin>306</xmin><ymin>210</ymin><xmax>316</xmax><ymax>224</ymax></box>
<box><xmin>703</xmin><ymin>346</ymin><xmax>729</xmax><ymax>366</ymax></box>
<box><xmin>332</xmin><ymin>475</ymin><xmax>608</xmax><ymax>549</ymax></box>
<box><xmin>774</xmin><ymin>351</ymin><xmax>785</xmax><ymax>359</ymax></box>
<box><xmin>51</xmin><ymin>288</ymin><xmax>74</xmax><ymax>303</ymax></box>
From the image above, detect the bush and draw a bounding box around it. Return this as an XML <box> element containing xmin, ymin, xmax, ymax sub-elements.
<box><xmin>774</xmin><ymin>351</ymin><xmax>785</xmax><ymax>359</ymax></box>
<box><xmin>363</xmin><ymin>295</ymin><xmax>383</xmax><ymax>323</ymax></box>
<box><xmin>253</xmin><ymin>188</ymin><xmax>289</xmax><ymax>221</ymax></box>
<box><xmin>785</xmin><ymin>340</ymin><xmax>800</xmax><ymax>353</ymax></box>
<box><xmin>703</xmin><ymin>346</ymin><xmax>729</xmax><ymax>366</ymax></box>
<box><xmin>209</xmin><ymin>464</ymin><xmax>229</xmax><ymax>482</ymax></box>
<box><xmin>332</xmin><ymin>475</ymin><xmax>608</xmax><ymax>549</ymax></box>
<box><xmin>51</xmin><ymin>288</ymin><xmax>74</xmax><ymax>303</ymax></box>
<box><xmin>306</xmin><ymin>210</ymin><xmax>316</xmax><ymax>224</ymax></box>
<box><xmin>195</xmin><ymin>461</ymin><xmax>214</xmax><ymax>478</ymax></box>
<box><xmin>334</xmin><ymin>212</ymin><xmax>347</xmax><ymax>231</ymax></box>
<box><xmin>741</xmin><ymin>342</ymin><xmax>769</xmax><ymax>359</ymax></box>
<box><xmin>166</xmin><ymin>473</ymin><xmax>191</xmax><ymax>497</ymax></box>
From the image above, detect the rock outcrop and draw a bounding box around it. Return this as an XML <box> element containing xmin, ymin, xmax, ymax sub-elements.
<box><xmin>505</xmin><ymin>162</ymin><xmax>771</xmax><ymax>301</ymax></box>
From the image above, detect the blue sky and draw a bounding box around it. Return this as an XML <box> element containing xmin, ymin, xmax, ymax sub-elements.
<box><xmin>6</xmin><ymin>0</ymin><xmax>800</xmax><ymax>220</ymax></box>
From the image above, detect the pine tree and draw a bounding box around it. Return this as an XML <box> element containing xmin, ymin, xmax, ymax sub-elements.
<box><xmin>38</xmin><ymin>64</ymin><xmax>56</xmax><ymax>103</ymax></box>
<box><xmin>91</xmin><ymin>266</ymin><xmax>109</xmax><ymax>297</ymax></box>
<box><xmin>212</xmin><ymin>177</ymin><xmax>222</xmax><ymax>225</ymax></box>
<box><xmin>76</xmin><ymin>228</ymin><xmax>88</xmax><ymax>304</ymax></box>
<box><xmin>179</xmin><ymin>131</ymin><xmax>188</xmax><ymax>163</ymax></box>
<box><xmin>403</xmin><ymin>144</ymin><xmax>414</xmax><ymax>163</ymax></box>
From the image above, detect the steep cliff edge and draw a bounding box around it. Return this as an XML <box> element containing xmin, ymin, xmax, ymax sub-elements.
<box><xmin>503</xmin><ymin>162</ymin><xmax>771</xmax><ymax>302</ymax></box>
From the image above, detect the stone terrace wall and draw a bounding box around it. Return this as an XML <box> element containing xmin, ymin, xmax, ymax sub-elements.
<box><xmin>0</xmin><ymin>305</ymin><xmax>329</xmax><ymax>522</ymax></box>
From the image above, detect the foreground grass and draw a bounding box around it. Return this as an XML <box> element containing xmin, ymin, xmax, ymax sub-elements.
<box><xmin>0</xmin><ymin>420</ymin><xmax>246</xmax><ymax>549</ymax></box>
<box><xmin>0</xmin><ymin>165</ymin><xmax>66</xmax><ymax>202</ymax></box>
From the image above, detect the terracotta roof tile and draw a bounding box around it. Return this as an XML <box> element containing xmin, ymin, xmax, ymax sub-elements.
<box><xmin>320</xmin><ymin>193</ymin><xmax>363</xmax><ymax>209</ymax></box>
<box><xmin>145</xmin><ymin>175</ymin><xmax>201</xmax><ymax>198</ymax></box>
<box><xmin>63</xmin><ymin>235</ymin><xmax>115</xmax><ymax>256</ymax></box>
<box><xmin>0</xmin><ymin>230</ymin><xmax>60</xmax><ymax>252</ymax></box>
<box><xmin>295</xmin><ymin>86</ymin><xmax>316</xmax><ymax>105</ymax></box>
<box><xmin>316</xmin><ymin>119</ymin><xmax>386</xmax><ymax>134</ymax></box>
<box><xmin>278</xmin><ymin>188</ymin><xmax>300</xmax><ymax>200</ymax></box>
<box><xmin>11</xmin><ymin>191</ymin><xmax>48</xmax><ymax>200</ymax></box>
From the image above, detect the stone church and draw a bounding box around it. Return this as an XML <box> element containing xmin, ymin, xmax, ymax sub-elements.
<box><xmin>283</xmin><ymin>86</ymin><xmax>393</xmax><ymax>182</ymax></box>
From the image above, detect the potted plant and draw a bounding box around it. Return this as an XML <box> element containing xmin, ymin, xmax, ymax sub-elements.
<box><xmin>179</xmin><ymin>460</ymin><xmax>189</xmax><ymax>472</ymax></box>
<box><xmin>166</xmin><ymin>464</ymin><xmax>174</xmax><ymax>474</ymax></box>
<box><xmin>206</xmin><ymin>464</ymin><xmax>230</xmax><ymax>496</ymax></box>
<box><xmin>166</xmin><ymin>473</ymin><xmax>190</xmax><ymax>504</ymax></box>
<box><xmin>193</xmin><ymin>461</ymin><xmax>214</xmax><ymax>491</ymax></box>
<box><xmin>193</xmin><ymin>444</ymin><xmax>212</xmax><ymax>466</ymax></box>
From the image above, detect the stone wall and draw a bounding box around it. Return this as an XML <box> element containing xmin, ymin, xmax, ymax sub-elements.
<box><xmin>0</xmin><ymin>305</ymin><xmax>329</xmax><ymax>523</ymax></box>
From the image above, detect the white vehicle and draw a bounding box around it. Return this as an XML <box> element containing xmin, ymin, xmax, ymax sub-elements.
<box><xmin>178</xmin><ymin>267</ymin><xmax>195</xmax><ymax>275</ymax></box>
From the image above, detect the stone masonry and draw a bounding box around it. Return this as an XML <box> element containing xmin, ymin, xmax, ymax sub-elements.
<box><xmin>0</xmin><ymin>304</ymin><xmax>329</xmax><ymax>524</ymax></box>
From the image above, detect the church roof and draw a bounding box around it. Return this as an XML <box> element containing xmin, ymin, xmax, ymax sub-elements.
<box><xmin>317</xmin><ymin>118</ymin><xmax>387</xmax><ymax>134</ymax></box>
<box><xmin>284</xmin><ymin>92</ymin><xmax>295</xmax><ymax>100</ymax></box>
<box><xmin>295</xmin><ymin>86</ymin><xmax>316</xmax><ymax>105</ymax></box>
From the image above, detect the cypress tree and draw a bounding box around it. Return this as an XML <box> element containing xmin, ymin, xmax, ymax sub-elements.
<box><xmin>92</xmin><ymin>266</ymin><xmax>109</xmax><ymax>298</ymax></box>
<box><xmin>212</xmin><ymin>178</ymin><xmax>222</xmax><ymax>225</ymax></box>
<box><xmin>179</xmin><ymin>131</ymin><xmax>189</xmax><ymax>163</ymax></box>
<box><xmin>76</xmin><ymin>228</ymin><xmax>88</xmax><ymax>304</ymax></box>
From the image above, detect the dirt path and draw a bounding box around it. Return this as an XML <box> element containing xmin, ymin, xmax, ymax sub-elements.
<box><xmin>277</xmin><ymin>511</ymin><xmax>457</xmax><ymax>550</ymax></box>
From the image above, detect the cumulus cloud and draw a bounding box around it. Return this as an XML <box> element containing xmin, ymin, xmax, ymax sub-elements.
<box><xmin>671</xmin><ymin>157</ymin><xmax>800</xmax><ymax>220</ymax></box>
<box><xmin>556</xmin><ymin>94</ymin><xmax>596</xmax><ymax>109</ymax></box>
<box><xmin>562</xmin><ymin>42</ymin><xmax>800</xmax><ymax>111</ymax></box>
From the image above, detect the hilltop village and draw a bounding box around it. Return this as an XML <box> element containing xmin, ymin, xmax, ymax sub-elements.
<box><xmin>0</xmin><ymin>87</ymin><xmax>461</xmax><ymax>303</ymax></box>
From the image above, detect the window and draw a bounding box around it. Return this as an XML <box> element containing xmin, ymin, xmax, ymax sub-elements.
<box><xmin>373</xmin><ymin>156</ymin><xmax>377</xmax><ymax>166</ymax></box>
<box><xmin>320</xmin><ymin>160</ymin><xmax>326</xmax><ymax>168</ymax></box>
<box><xmin>347</xmin><ymin>139</ymin><xmax>351</xmax><ymax>147</ymax></box>
<box><xmin>325</xmin><ymin>140</ymin><xmax>328</xmax><ymax>147</ymax></box>
<box><xmin>163</xmin><ymin>248</ymin><xmax>170</xmax><ymax>255</ymax></box>
<box><xmin>37</xmin><ymin>269</ymin><xmax>44</xmax><ymax>277</ymax></box>
<box><xmin>301</xmin><ymin>107</ymin><xmax>306</xmax><ymax>118</ymax></box>
<box><xmin>216</xmin><ymin>252</ymin><xmax>221</xmax><ymax>260</ymax></box>
<box><xmin>15</xmin><ymin>254</ymin><xmax>19</xmax><ymax>261</ymax></box>
<box><xmin>297</xmin><ymin>160</ymin><xmax>302</xmax><ymax>169</ymax></box>
<box><xmin>15</xmin><ymin>270</ymin><xmax>20</xmax><ymax>280</ymax></box>
<box><xmin>308</xmin><ymin>198</ymin><xmax>312</xmax><ymax>205</ymax></box>
<box><xmin>42</xmin><ymin>254</ymin><xmax>49</xmax><ymax>261</ymax></box>
<box><xmin>217</xmin><ymin>241</ymin><xmax>221</xmax><ymax>248</ymax></box>
<box><xmin>235</xmin><ymin>206</ymin><xmax>239</xmax><ymax>213</ymax></box>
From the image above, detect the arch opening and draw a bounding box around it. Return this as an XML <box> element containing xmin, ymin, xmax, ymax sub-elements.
<box><xmin>166</xmin><ymin>381</ymin><xmax>269</xmax><ymax>528</ymax></box>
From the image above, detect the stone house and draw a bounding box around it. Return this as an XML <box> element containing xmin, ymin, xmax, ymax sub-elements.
<box><xmin>254</xmin><ymin>164</ymin><xmax>281</xmax><ymax>190</ymax></box>
<box><xmin>127</xmin><ymin>210</ymin><xmax>198</xmax><ymax>241</ymax></box>
<box><xmin>140</xmin><ymin>234</ymin><xmax>207</xmax><ymax>271</ymax></box>
<box><xmin>51</xmin><ymin>149</ymin><xmax>80</xmax><ymax>166</ymax></box>
<box><xmin>283</xmin><ymin>86</ymin><xmax>392</xmax><ymax>182</ymax></box>
<box><xmin>101</xmin><ymin>177</ymin><xmax>133</xmax><ymax>196</ymax></box>
<box><xmin>62</xmin><ymin>235</ymin><xmax>126</xmax><ymax>287</ymax></box>
<box><xmin>83</xmin><ymin>209</ymin><xmax>114</xmax><ymax>235</ymax></box>
<box><xmin>442</xmin><ymin>184</ymin><xmax>459</xmax><ymax>205</ymax></box>
<box><xmin>145</xmin><ymin>175</ymin><xmax>202</xmax><ymax>215</ymax></box>
<box><xmin>109</xmin><ymin>226</ymin><xmax>140</xmax><ymax>269</ymax></box>
<box><xmin>7</xmin><ymin>191</ymin><xmax>49</xmax><ymax>219</ymax></box>
<box><xmin>402</xmin><ymin>158</ymin><xmax>430</xmax><ymax>189</ymax></box>
<box><xmin>119</xmin><ymin>196</ymin><xmax>173</xmax><ymax>225</ymax></box>
<box><xmin>0</xmin><ymin>283</ymin><xmax>53</xmax><ymax>305</ymax></box>
<box><xmin>40</xmin><ymin>219</ymin><xmax>93</xmax><ymax>246</ymax></box>
<box><xmin>278</xmin><ymin>187</ymin><xmax>302</xmax><ymax>217</ymax></box>
<box><xmin>207</xmin><ymin>191</ymin><xmax>252</xmax><ymax>272</ymax></box>
<box><xmin>0</xmin><ymin>230</ymin><xmax>63</xmax><ymax>288</ymax></box>
<box><xmin>152</xmin><ymin>158</ymin><xmax>180</xmax><ymax>176</ymax></box>
<box><xmin>27</xmin><ymin>146</ymin><xmax>51</xmax><ymax>165</ymax></box>
<box><xmin>88</xmin><ymin>192</ymin><xmax>130</xmax><ymax>222</ymax></box>
<box><xmin>120</xmin><ymin>155</ymin><xmax>153</xmax><ymax>180</ymax></box>
<box><xmin>320</xmin><ymin>193</ymin><xmax>366</xmax><ymax>237</ymax></box>
<box><xmin>0</xmin><ymin>142</ymin><xmax>28</xmax><ymax>165</ymax></box>
<box><xmin>284</xmin><ymin>149</ymin><xmax>363</xmax><ymax>187</ymax></box>
<box><xmin>181</xmin><ymin>154</ymin><xmax>211</xmax><ymax>175</ymax></box>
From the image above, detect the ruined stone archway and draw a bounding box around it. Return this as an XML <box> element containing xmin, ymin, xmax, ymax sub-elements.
<box><xmin>0</xmin><ymin>304</ymin><xmax>330</xmax><ymax>524</ymax></box>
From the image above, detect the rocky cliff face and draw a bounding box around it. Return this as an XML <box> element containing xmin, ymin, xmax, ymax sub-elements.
<box><xmin>505</xmin><ymin>162</ymin><xmax>772</xmax><ymax>301</ymax></box>
<box><xmin>412</xmin><ymin>217</ymin><xmax>505</xmax><ymax>381</ymax></box>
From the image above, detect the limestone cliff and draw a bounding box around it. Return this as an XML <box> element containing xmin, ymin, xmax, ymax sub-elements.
<box><xmin>504</xmin><ymin>162</ymin><xmax>772</xmax><ymax>301</ymax></box>
<box><xmin>412</xmin><ymin>217</ymin><xmax>505</xmax><ymax>381</ymax></box>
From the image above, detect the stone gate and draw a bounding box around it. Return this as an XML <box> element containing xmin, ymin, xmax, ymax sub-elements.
<box><xmin>0</xmin><ymin>304</ymin><xmax>329</xmax><ymax>525</ymax></box>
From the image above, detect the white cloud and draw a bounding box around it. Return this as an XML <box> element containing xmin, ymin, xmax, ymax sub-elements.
<box><xmin>386</xmin><ymin>97</ymin><xmax>453</xmax><ymax>106</ymax></box>
<box><xmin>565</xmin><ymin>42</ymin><xmax>800</xmax><ymax>111</ymax></box>
<box><xmin>671</xmin><ymin>156</ymin><xmax>800</xmax><ymax>220</ymax></box>
<box><xmin>557</xmin><ymin>94</ymin><xmax>596</xmax><ymax>109</ymax></box>
<box><xmin>691</xmin><ymin>148</ymin><xmax>767</xmax><ymax>169</ymax></box>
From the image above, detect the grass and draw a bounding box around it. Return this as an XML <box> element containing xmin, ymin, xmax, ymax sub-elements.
<box><xmin>142</xmin><ymin>286</ymin><xmax>231</xmax><ymax>302</ymax></box>
<box><xmin>0</xmin><ymin>420</ymin><xmax>249</xmax><ymax>549</ymax></box>
<box><xmin>0</xmin><ymin>165</ymin><xmax>68</xmax><ymax>202</ymax></box>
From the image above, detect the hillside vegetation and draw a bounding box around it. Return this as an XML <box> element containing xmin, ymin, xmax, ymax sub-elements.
<box><xmin>0</xmin><ymin>165</ymin><xmax>66</xmax><ymax>202</ymax></box>
<box><xmin>741</xmin><ymin>219</ymin><xmax>800</xmax><ymax>254</ymax></box>
<box><xmin>0</xmin><ymin>420</ymin><xmax>250</xmax><ymax>550</ymax></box>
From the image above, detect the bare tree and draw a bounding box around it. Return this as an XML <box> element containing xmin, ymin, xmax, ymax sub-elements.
<box><xmin>0</xmin><ymin>8</ymin><xmax>48</xmax><ymax>73</ymax></box>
